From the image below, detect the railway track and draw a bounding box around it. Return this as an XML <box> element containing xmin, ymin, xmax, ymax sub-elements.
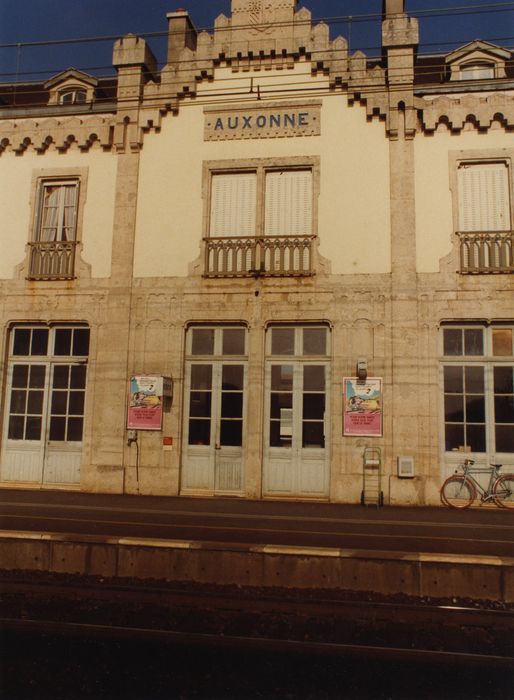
<box><xmin>1</xmin><ymin>573</ymin><xmax>512</xmax><ymax>665</ymax></box>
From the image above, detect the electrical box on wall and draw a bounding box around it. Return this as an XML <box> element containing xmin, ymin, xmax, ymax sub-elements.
<box><xmin>397</xmin><ymin>456</ymin><xmax>415</xmax><ymax>478</ymax></box>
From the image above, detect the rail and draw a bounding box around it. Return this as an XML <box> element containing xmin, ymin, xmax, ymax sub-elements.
<box><xmin>27</xmin><ymin>240</ymin><xmax>78</xmax><ymax>280</ymax></box>
<box><xmin>457</xmin><ymin>230</ymin><xmax>513</xmax><ymax>274</ymax></box>
<box><xmin>204</xmin><ymin>234</ymin><xmax>315</xmax><ymax>277</ymax></box>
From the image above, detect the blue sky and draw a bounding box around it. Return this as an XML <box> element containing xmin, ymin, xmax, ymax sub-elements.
<box><xmin>1</xmin><ymin>1</ymin><xmax>513</xmax><ymax>82</ymax></box>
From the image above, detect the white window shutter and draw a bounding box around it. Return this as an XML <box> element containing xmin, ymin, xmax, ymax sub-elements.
<box><xmin>458</xmin><ymin>163</ymin><xmax>510</xmax><ymax>232</ymax></box>
<box><xmin>210</xmin><ymin>173</ymin><xmax>256</xmax><ymax>237</ymax></box>
<box><xmin>264</xmin><ymin>170</ymin><xmax>312</xmax><ymax>237</ymax></box>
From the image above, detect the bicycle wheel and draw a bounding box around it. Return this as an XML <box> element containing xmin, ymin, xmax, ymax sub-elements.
<box><xmin>493</xmin><ymin>475</ymin><xmax>514</xmax><ymax>509</ymax></box>
<box><xmin>440</xmin><ymin>475</ymin><xmax>475</xmax><ymax>508</ymax></box>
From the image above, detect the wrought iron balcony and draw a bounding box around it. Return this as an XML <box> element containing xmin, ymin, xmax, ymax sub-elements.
<box><xmin>204</xmin><ymin>235</ymin><xmax>315</xmax><ymax>278</ymax></box>
<box><xmin>27</xmin><ymin>240</ymin><xmax>78</xmax><ymax>280</ymax></box>
<box><xmin>457</xmin><ymin>231</ymin><xmax>513</xmax><ymax>274</ymax></box>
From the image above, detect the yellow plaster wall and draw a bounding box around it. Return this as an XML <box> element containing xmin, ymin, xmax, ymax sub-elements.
<box><xmin>0</xmin><ymin>147</ymin><xmax>116</xmax><ymax>279</ymax></box>
<box><xmin>415</xmin><ymin>127</ymin><xmax>511</xmax><ymax>273</ymax></box>
<box><xmin>134</xmin><ymin>64</ymin><xmax>391</xmax><ymax>277</ymax></box>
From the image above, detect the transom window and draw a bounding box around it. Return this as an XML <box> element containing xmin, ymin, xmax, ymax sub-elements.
<box><xmin>441</xmin><ymin>324</ymin><xmax>514</xmax><ymax>455</ymax></box>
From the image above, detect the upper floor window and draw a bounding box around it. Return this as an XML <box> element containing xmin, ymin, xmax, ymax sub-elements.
<box><xmin>460</xmin><ymin>63</ymin><xmax>494</xmax><ymax>80</ymax></box>
<box><xmin>204</xmin><ymin>159</ymin><xmax>318</xmax><ymax>278</ymax></box>
<box><xmin>59</xmin><ymin>88</ymin><xmax>87</xmax><ymax>105</ymax></box>
<box><xmin>28</xmin><ymin>179</ymin><xmax>80</xmax><ymax>280</ymax></box>
<box><xmin>456</xmin><ymin>161</ymin><xmax>513</xmax><ymax>274</ymax></box>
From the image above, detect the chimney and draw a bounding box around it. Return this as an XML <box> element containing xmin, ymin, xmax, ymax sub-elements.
<box><xmin>167</xmin><ymin>9</ymin><xmax>198</xmax><ymax>65</ymax></box>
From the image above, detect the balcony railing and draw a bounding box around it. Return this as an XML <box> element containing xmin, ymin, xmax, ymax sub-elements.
<box><xmin>205</xmin><ymin>235</ymin><xmax>315</xmax><ymax>278</ymax></box>
<box><xmin>27</xmin><ymin>241</ymin><xmax>78</xmax><ymax>280</ymax></box>
<box><xmin>457</xmin><ymin>231</ymin><xmax>513</xmax><ymax>274</ymax></box>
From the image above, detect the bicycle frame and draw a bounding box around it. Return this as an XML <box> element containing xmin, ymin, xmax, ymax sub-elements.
<box><xmin>457</xmin><ymin>462</ymin><xmax>502</xmax><ymax>504</ymax></box>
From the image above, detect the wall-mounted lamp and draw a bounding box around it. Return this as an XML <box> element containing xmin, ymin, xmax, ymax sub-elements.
<box><xmin>357</xmin><ymin>356</ymin><xmax>368</xmax><ymax>381</ymax></box>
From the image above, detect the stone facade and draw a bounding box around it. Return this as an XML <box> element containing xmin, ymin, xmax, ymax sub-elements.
<box><xmin>0</xmin><ymin>0</ymin><xmax>512</xmax><ymax>504</ymax></box>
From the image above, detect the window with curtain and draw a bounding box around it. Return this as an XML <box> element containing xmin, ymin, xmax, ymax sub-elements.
<box><xmin>36</xmin><ymin>181</ymin><xmax>79</xmax><ymax>242</ymax></box>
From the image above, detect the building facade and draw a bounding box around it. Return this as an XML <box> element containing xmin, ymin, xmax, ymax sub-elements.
<box><xmin>0</xmin><ymin>0</ymin><xmax>513</xmax><ymax>504</ymax></box>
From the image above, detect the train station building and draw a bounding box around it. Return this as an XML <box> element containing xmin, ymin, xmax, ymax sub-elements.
<box><xmin>0</xmin><ymin>0</ymin><xmax>513</xmax><ymax>505</ymax></box>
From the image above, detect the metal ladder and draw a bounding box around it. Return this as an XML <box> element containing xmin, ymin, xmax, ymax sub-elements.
<box><xmin>361</xmin><ymin>447</ymin><xmax>383</xmax><ymax>506</ymax></box>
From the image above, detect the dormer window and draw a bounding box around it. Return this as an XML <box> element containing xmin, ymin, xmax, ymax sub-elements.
<box><xmin>59</xmin><ymin>88</ymin><xmax>87</xmax><ymax>105</ymax></box>
<box><xmin>460</xmin><ymin>62</ymin><xmax>494</xmax><ymax>81</ymax></box>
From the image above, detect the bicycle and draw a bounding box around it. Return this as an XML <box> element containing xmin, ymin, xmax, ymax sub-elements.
<box><xmin>440</xmin><ymin>458</ymin><xmax>514</xmax><ymax>509</ymax></box>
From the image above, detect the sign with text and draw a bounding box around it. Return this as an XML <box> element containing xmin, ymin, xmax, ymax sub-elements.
<box><xmin>343</xmin><ymin>377</ymin><xmax>383</xmax><ymax>437</ymax></box>
<box><xmin>127</xmin><ymin>375</ymin><xmax>165</xmax><ymax>430</ymax></box>
<box><xmin>204</xmin><ymin>102</ymin><xmax>321</xmax><ymax>140</ymax></box>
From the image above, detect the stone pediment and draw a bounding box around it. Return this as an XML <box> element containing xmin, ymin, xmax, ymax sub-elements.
<box><xmin>445</xmin><ymin>41</ymin><xmax>511</xmax><ymax>81</ymax></box>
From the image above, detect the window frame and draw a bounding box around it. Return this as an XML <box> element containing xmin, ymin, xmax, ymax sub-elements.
<box><xmin>202</xmin><ymin>156</ymin><xmax>320</xmax><ymax>242</ymax></box>
<box><xmin>439</xmin><ymin>323</ymin><xmax>514</xmax><ymax>458</ymax></box>
<box><xmin>24</xmin><ymin>168</ymin><xmax>89</xmax><ymax>281</ymax></box>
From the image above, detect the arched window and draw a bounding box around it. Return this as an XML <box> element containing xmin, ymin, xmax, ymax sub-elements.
<box><xmin>59</xmin><ymin>88</ymin><xmax>87</xmax><ymax>105</ymax></box>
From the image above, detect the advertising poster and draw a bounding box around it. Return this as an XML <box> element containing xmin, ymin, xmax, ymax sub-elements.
<box><xmin>343</xmin><ymin>377</ymin><xmax>383</xmax><ymax>437</ymax></box>
<box><xmin>127</xmin><ymin>376</ymin><xmax>164</xmax><ymax>430</ymax></box>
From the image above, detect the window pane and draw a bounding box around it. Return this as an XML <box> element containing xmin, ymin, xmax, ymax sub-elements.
<box><xmin>189</xmin><ymin>392</ymin><xmax>211</xmax><ymax>417</ymax></box>
<box><xmin>31</xmin><ymin>329</ymin><xmax>49</xmax><ymax>356</ymax></box>
<box><xmin>30</xmin><ymin>366</ymin><xmax>46</xmax><ymax>388</ymax></box>
<box><xmin>445</xmin><ymin>424</ymin><xmax>464</xmax><ymax>451</ymax></box>
<box><xmin>464</xmin><ymin>329</ymin><xmax>483</xmax><ymax>356</ymax></box>
<box><xmin>443</xmin><ymin>329</ymin><xmax>462</xmax><ymax>356</ymax></box>
<box><xmin>51</xmin><ymin>391</ymin><xmax>68</xmax><ymax>415</ymax></box>
<box><xmin>53</xmin><ymin>366</ymin><xmax>70</xmax><ymax>389</ymax></box>
<box><xmin>25</xmin><ymin>417</ymin><xmax>42</xmax><ymax>441</ymax></box>
<box><xmin>271</xmin><ymin>329</ymin><xmax>295</xmax><ymax>355</ymax></box>
<box><xmin>69</xmin><ymin>391</ymin><xmax>85</xmax><ymax>415</ymax></box>
<box><xmin>220</xmin><ymin>420</ymin><xmax>242</xmax><ymax>447</ymax></box>
<box><xmin>492</xmin><ymin>329</ymin><xmax>513</xmax><ymax>356</ymax></box>
<box><xmin>188</xmin><ymin>420</ymin><xmax>210</xmax><ymax>445</ymax></box>
<box><xmin>465</xmin><ymin>366</ymin><xmax>484</xmax><ymax>393</ymax></box>
<box><xmin>27</xmin><ymin>390</ymin><xmax>44</xmax><ymax>414</ymax></box>
<box><xmin>12</xmin><ymin>365</ymin><xmax>29</xmax><ymax>388</ymax></box>
<box><xmin>13</xmin><ymin>329</ymin><xmax>31</xmax><ymax>356</ymax></box>
<box><xmin>303</xmin><ymin>328</ymin><xmax>326</xmax><ymax>356</ymax></box>
<box><xmin>496</xmin><ymin>425</ymin><xmax>514</xmax><ymax>452</ymax></box>
<box><xmin>494</xmin><ymin>396</ymin><xmax>514</xmax><ymax>424</ymax></box>
<box><xmin>222</xmin><ymin>365</ymin><xmax>244</xmax><ymax>391</ymax></box>
<box><xmin>8</xmin><ymin>416</ymin><xmax>24</xmax><ymax>440</ymax></box>
<box><xmin>191</xmin><ymin>329</ymin><xmax>214</xmax><ymax>355</ymax></box>
<box><xmin>221</xmin><ymin>393</ymin><xmax>243</xmax><ymax>418</ymax></box>
<box><xmin>494</xmin><ymin>366</ymin><xmax>514</xmax><ymax>394</ymax></box>
<box><xmin>302</xmin><ymin>422</ymin><xmax>324</xmax><ymax>448</ymax></box>
<box><xmin>466</xmin><ymin>396</ymin><xmax>485</xmax><ymax>422</ymax></box>
<box><xmin>190</xmin><ymin>365</ymin><xmax>212</xmax><ymax>390</ymax></box>
<box><xmin>304</xmin><ymin>366</ymin><xmax>325</xmax><ymax>391</ymax></box>
<box><xmin>303</xmin><ymin>393</ymin><xmax>325</xmax><ymax>420</ymax></box>
<box><xmin>269</xmin><ymin>421</ymin><xmax>291</xmax><ymax>448</ymax></box>
<box><xmin>71</xmin><ymin>365</ymin><xmax>87</xmax><ymax>389</ymax></box>
<box><xmin>54</xmin><ymin>329</ymin><xmax>72</xmax><ymax>356</ymax></box>
<box><xmin>270</xmin><ymin>392</ymin><xmax>292</xmax><ymax>419</ymax></box>
<box><xmin>444</xmin><ymin>395</ymin><xmax>464</xmax><ymax>422</ymax></box>
<box><xmin>67</xmin><ymin>417</ymin><xmax>83</xmax><ymax>441</ymax></box>
<box><xmin>10</xmin><ymin>390</ymin><xmax>26</xmax><ymax>414</ymax></box>
<box><xmin>271</xmin><ymin>365</ymin><xmax>293</xmax><ymax>391</ymax></box>
<box><xmin>72</xmin><ymin>329</ymin><xmax>90</xmax><ymax>356</ymax></box>
<box><xmin>49</xmin><ymin>417</ymin><xmax>66</xmax><ymax>441</ymax></box>
<box><xmin>466</xmin><ymin>424</ymin><xmax>486</xmax><ymax>452</ymax></box>
<box><xmin>444</xmin><ymin>366</ymin><xmax>463</xmax><ymax>393</ymax></box>
<box><xmin>222</xmin><ymin>329</ymin><xmax>245</xmax><ymax>355</ymax></box>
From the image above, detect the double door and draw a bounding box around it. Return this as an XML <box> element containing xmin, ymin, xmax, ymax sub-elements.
<box><xmin>181</xmin><ymin>361</ymin><xmax>246</xmax><ymax>494</ymax></box>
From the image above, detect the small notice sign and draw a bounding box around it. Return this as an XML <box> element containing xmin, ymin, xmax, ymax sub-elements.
<box><xmin>343</xmin><ymin>377</ymin><xmax>383</xmax><ymax>437</ymax></box>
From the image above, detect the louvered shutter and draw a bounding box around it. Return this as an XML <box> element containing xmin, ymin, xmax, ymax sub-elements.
<box><xmin>458</xmin><ymin>162</ymin><xmax>510</xmax><ymax>232</ymax></box>
<box><xmin>264</xmin><ymin>170</ymin><xmax>312</xmax><ymax>237</ymax></box>
<box><xmin>210</xmin><ymin>173</ymin><xmax>256</xmax><ymax>237</ymax></box>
